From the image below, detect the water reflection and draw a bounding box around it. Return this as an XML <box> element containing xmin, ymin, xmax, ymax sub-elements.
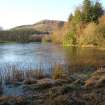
<box><xmin>0</xmin><ymin>43</ymin><xmax>104</xmax><ymax>71</ymax></box>
<box><xmin>0</xmin><ymin>43</ymin><xmax>65</xmax><ymax>68</ymax></box>
<box><xmin>64</xmin><ymin>46</ymin><xmax>105</xmax><ymax>72</ymax></box>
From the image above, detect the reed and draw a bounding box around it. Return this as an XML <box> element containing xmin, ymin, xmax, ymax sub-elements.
<box><xmin>0</xmin><ymin>63</ymin><xmax>66</xmax><ymax>85</ymax></box>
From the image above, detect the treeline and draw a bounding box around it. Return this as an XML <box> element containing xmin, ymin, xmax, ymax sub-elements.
<box><xmin>0</xmin><ymin>29</ymin><xmax>49</xmax><ymax>42</ymax></box>
<box><xmin>52</xmin><ymin>0</ymin><xmax>105</xmax><ymax>47</ymax></box>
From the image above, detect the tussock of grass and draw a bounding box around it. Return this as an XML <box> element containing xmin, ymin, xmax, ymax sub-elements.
<box><xmin>52</xmin><ymin>65</ymin><xmax>68</xmax><ymax>80</ymax></box>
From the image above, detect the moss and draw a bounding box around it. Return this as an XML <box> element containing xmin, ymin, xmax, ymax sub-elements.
<box><xmin>62</xmin><ymin>83</ymin><xmax>81</xmax><ymax>93</ymax></box>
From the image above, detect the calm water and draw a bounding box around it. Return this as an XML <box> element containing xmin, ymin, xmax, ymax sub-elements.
<box><xmin>0</xmin><ymin>43</ymin><xmax>65</xmax><ymax>69</ymax></box>
<box><xmin>0</xmin><ymin>43</ymin><xmax>105</xmax><ymax>71</ymax></box>
<box><xmin>0</xmin><ymin>43</ymin><xmax>105</xmax><ymax>96</ymax></box>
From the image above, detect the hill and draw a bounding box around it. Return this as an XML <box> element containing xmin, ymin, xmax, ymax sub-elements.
<box><xmin>12</xmin><ymin>20</ymin><xmax>65</xmax><ymax>33</ymax></box>
<box><xmin>0</xmin><ymin>20</ymin><xmax>65</xmax><ymax>42</ymax></box>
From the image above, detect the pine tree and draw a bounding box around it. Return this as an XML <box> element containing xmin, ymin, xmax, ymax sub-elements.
<box><xmin>74</xmin><ymin>9</ymin><xmax>82</xmax><ymax>23</ymax></box>
<box><xmin>68</xmin><ymin>14</ymin><xmax>73</xmax><ymax>22</ymax></box>
<box><xmin>82</xmin><ymin>0</ymin><xmax>92</xmax><ymax>22</ymax></box>
<box><xmin>82</xmin><ymin>0</ymin><xmax>104</xmax><ymax>23</ymax></box>
<box><xmin>92</xmin><ymin>1</ymin><xmax>104</xmax><ymax>22</ymax></box>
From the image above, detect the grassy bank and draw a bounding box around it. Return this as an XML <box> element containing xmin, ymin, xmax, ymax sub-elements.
<box><xmin>62</xmin><ymin>43</ymin><xmax>105</xmax><ymax>51</ymax></box>
<box><xmin>0</xmin><ymin>67</ymin><xmax>105</xmax><ymax>105</ymax></box>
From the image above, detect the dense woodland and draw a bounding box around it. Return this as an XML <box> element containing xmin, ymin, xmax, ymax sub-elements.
<box><xmin>52</xmin><ymin>0</ymin><xmax>105</xmax><ymax>47</ymax></box>
<box><xmin>0</xmin><ymin>29</ymin><xmax>49</xmax><ymax>42</ymax></box>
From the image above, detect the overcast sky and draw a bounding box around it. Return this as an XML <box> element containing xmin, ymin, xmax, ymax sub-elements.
<box><xmin>0</xmin><ymin>0</ymin><xmax>105</xmax><ymax>29</ymax></box>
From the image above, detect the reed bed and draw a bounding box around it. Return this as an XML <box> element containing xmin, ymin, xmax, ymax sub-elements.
<box><xmin>0</xmin><ymin>63</ymin><xmax>102</xmax><ymax>87</ymax></box>
<box><xmin>0</xmin><ymin>63</ymin><xmax>68</xmax><ymax>86</ymax></box>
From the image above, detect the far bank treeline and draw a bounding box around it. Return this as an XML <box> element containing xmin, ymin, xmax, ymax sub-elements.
<box><xmin>0</xmin><ymin>29</ymin><xmax>49</xmax><ymax>43</ymax></box>
<box><xmin>52</xmin><ymin>0</ymin><xmax>105</xmax><ymax>47</ymax></box>
<box><xmin>0</xmin><ymin>0</ymin><xmax>105</xmax><ymax>46</ymax></box>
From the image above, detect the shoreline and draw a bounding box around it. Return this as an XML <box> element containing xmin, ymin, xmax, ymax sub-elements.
<box><xmin>0</xmin><ymin>68</ymin><xmax>105</xmax><ymax>105</ymax></box>
<box><xmin>63</xmin><ymin>44</ymin><xmax>105</xmax><ymax>50</ymax></box>
<box><xmin>0</xmin><ymin>41</ymin><xmax>105</xmax><ymax>51</ymax></box>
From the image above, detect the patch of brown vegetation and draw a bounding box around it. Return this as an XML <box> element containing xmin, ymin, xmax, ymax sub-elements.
<box><xmin>0</xmin><ymin>96</ymin><xmax>27</xmax><ymax>105</ymax></box>
<box><xmin>1</xmin><ymin>68</ymin><xmax>105</xmax><ymax>105</ymax></box>
<box><xmin>85</xmin><ymin>68</ymin><xmax>105</xmax><ymax>88</ymax></box>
